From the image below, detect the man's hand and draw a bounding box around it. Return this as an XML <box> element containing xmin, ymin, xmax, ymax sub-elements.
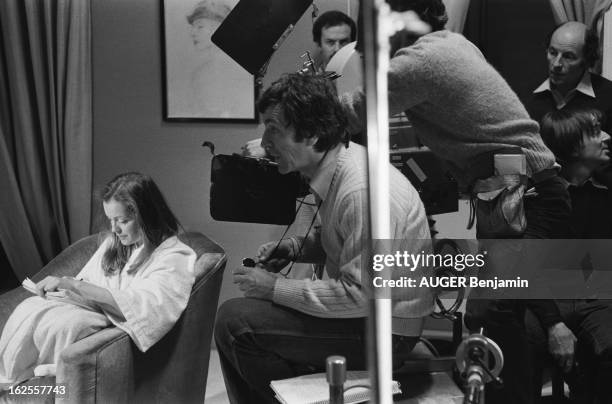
<box><xmin>233</xmin><ymin>266</ymin><xmax>277</xmax><ymax>300</ymax></box>
<box><xmin>241</xmin><ymin>138</ymin><xmax>267</xmax><ymax>158</ymax></box>
<box><xmin>548</xmin><ymin>322</ymin><xmax>577</xmax><ymax>373</ymax></box>
<box><xmin>256</xmin><ymin>239</ymin><xmax>294</xmax><ymax>272</ymax></box>
<box><xmin>35</xmin><ymin>276</ymin><xmax>77</xmax><ymax>295</ymax></box>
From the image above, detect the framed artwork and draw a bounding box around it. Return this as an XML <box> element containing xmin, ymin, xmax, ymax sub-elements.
<box><xmin>161</xmin><ymin>0</ymin><xmax>257</xmax><ymax>122</ymax></box>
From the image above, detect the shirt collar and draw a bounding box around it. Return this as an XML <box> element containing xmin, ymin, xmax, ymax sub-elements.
<box><xmin>308</xmin><ymin>144</ymin><xmax>343</xmax><ymax>202</ymax></box>
<box><xmin>567</xmin><ymin>176</ymin><xmax>609</xmax><ymax>190</ymax></box>
<box><xmin>575</xmin><ymin>72</ymin><xmax>595</xmax><ymax>98</ymax></box>
<box><xmin>586</xmin><ymin>176</ymin><xmax>608</xmax><ymax>190</ymax></box>
<box><xmin>533</xmin><ymin>79</ymin><xmax>552</xmax><ymax>94</ymax></box>
<box><xmin>533</xmin><ymin>72</ymin><xmax>595</xmax><ymax>106</ymax></box>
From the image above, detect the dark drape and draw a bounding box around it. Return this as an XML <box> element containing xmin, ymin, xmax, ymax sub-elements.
<box><xmin>463</xmin><ymin>0</ymin><xmax>557</xmax><ymax>104</ymax></box>
<box><xmin>0</xmin><ymin>0</ymin><xmax>92</xmax><ymax>280</ymax></box>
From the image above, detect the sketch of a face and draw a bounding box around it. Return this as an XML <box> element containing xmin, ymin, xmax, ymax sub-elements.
<box><xmin>190</xmin><ymin>18</ymin><xmax>221</xmax><ymax>51</ymax></box>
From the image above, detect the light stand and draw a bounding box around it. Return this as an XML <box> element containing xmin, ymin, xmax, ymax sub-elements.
<box><xmin>455</xmin><ymin>328</ymin><xmax>504</xmax><ymax>404</ymax></box>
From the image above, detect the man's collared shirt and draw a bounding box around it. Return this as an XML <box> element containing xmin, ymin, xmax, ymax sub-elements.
<box><xmin>575</xmin><ymin>176</ymin><xmax>608</xmax><ymax>190</ymax></box>
<box><xmin>533</xmin><ymin>72</ymin><xmax>595</xmax><ymax>110</ymax></box>
<box><xmin>308</xmin><ymin>144</ymin><xmax>342</xmax><ymax>203</ymax></box>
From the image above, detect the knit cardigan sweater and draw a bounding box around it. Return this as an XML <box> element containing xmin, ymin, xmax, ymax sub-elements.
<box><xmin>273</xmin><ymin>143</ymin><xmax>435</xmax><ymax>335</ymax></box>
<box><xmin>342</xmin><ymin>31</ymin><xmax>564</xmax><ymax>328</ymax></box>
<box><xmin>343</xmin><ymin>30</ymin><xmax>556</xmax><ymax>186</ymax></box>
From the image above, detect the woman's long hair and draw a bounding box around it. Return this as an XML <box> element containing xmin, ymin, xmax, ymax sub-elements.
<box><xmin>101</xmin><ymin>172</ymin><xmax>180</xmax><ymax>275</ymax></box>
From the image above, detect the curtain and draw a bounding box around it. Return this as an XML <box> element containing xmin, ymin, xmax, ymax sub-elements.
<box><xmin>549</xmin><ymin>0</ymin><xmax>612</xmax><ymax>27</ymax></box>
<box><xmin>464</xmin><ymin>0</ymin><xmax>556</xmax><ymax>103</ymax></box>
<box><xmin>442</xmin><ymin>0</ymin><xmax>471</xmax><ymax>33</ymax></box>
<box><xmin>0</xmin><ymin>0</ymin><xmax>92</xmax><ymax>280</ymax></box>
<box><xmin>549</xmin><ymin>0</ymin><xmax>612</xmax><ymax>73</ymax></box>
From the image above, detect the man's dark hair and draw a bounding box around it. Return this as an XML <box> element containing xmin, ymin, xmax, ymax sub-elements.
<box><xmin>312</xmin><ymin>10</ymin><xmax>357</xmax><ymax>45</ymax></box>
<box><xmin>387</xmin><ymin>0</ymin><xmax>448</xmax><ymax>32</ymax></box>
<box><xmin>257</xmin><ymin>74</ymin><xmax>348</xmax><ymax>152</ymax></box>
<box><xmin>545</xmin><ymin>22</ymin><xmax>600</xmax><ymax>68</ymax></box>
<box><xmin>356</xmin><ymin>0</ymin><xmax>447</xmax><ymax>52</ymax></box>
<box><xmin>540</xmin><ymin>108</ymin><xmax>604</xmax><ymax>163</ymax></box>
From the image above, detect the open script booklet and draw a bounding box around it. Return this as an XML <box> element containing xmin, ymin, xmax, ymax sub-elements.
<box><xmin>271</xmin><ymin>371</ymin><xmax>401</xmax><ymax>404</ymax></box>
<box><xmin>22</xmin><ymin>277</ymin><xmax>99</xmax><ymax>312</ymax></box>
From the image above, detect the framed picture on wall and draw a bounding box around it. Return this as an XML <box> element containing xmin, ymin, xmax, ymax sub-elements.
<box><xmin>161</xmin><ymin>0</ymin><xmax>257</xmax><ymax>122</ymax></box>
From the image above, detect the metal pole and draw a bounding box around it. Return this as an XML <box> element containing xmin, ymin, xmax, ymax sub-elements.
<box><xmin>327</xmin><ymin>356</ymin><xmax>347</xmax><ymax>404</ymax></box>
<box><xmin>361</xmin><ymin>0</ymin><xmax>393</xmax><ymax>402</ymax></box>
<box><xmin>361</xmin><ymin>2</ymin><xmax>430</xmax><ymax>401</ymax></box>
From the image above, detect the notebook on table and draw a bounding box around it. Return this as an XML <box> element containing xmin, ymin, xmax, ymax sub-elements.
<box><xmin>270</xmin><ymin>371</ymin><xmax>401</xmax><ymax>404</ymax></box>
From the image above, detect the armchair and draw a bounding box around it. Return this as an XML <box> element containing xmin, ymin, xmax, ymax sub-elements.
<box><xmin>0</xmin><ymin>232</ymin><xmax>227</xmax><ymax>404</ymax></box>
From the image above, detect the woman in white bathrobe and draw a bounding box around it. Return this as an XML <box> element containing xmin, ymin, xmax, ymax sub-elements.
<box><xmin>0</xmin><ymin>172</ymin><xmax>196</xmax><ymax>388</ymax></box>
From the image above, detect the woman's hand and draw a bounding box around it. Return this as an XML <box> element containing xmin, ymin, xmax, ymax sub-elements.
<box><xmin>35</xmin><ymin>276</ymin><xmax>77</xmax><ymax>295</ymax></box>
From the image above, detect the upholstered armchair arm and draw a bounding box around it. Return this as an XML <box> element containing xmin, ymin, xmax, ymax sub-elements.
<box><xmin>56</xmin><ymin>327</ymin><xmax>133</xmax><ymax>404</ymax></box>
<box><xmin>0</xmin><ymin>235</ymin><xmax>100</xmax><ymax>332</ymax></box>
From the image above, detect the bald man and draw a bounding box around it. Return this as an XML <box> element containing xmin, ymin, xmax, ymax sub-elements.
<box><xmin>526</xmin><ymin>22</ymin><xmax>612</xmax><ymax>134</ymax></box>
<box><xmin>524</xmin><ymin>22</ymin><xmax>612</xmax><ymax>401</ymax></box>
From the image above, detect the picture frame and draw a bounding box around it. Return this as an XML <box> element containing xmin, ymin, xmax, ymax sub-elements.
<box><xmin>161</xmin><ymin>0</ymin><xmax>257</xmax><ymax>122</ymax></box>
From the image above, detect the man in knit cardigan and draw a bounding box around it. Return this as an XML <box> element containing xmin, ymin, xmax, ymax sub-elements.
<box><xmin>342</xmin><ymin>1</ymin><xmax>571</xmax><ymax>403</ymax></box>
<box><xmin>215</xmin><ymin>74</ymin><xmax>435</xmax><ymax>404</ymax></box>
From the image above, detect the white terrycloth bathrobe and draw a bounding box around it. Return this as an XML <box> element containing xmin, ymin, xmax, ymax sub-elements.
<box><xmin>0</xmin><ymin>235</ymin><xmax>196</xmax><ymax>387</ymax></box>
